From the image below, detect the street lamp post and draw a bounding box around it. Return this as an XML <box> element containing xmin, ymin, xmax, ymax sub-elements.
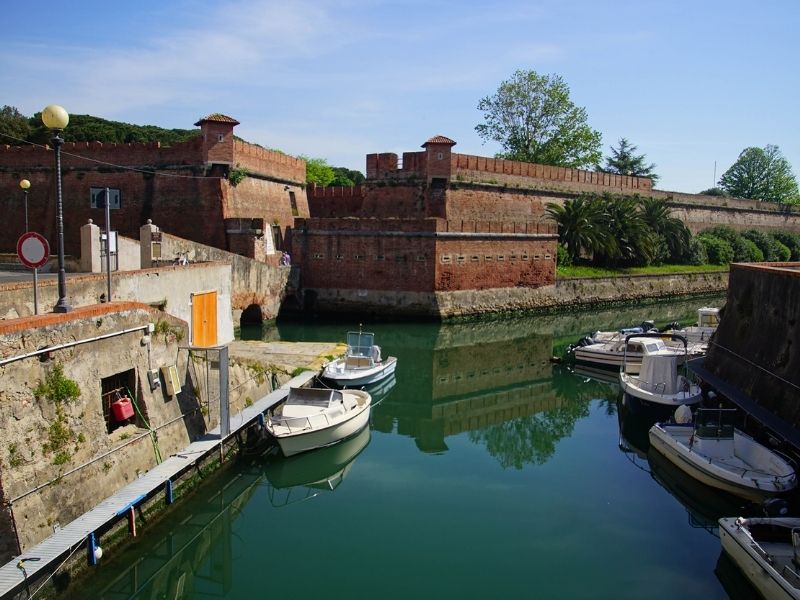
<box><xmin>41</xmin><ymin>104</ymin><xmax>71</xmax><ymax>313</ymax></box>
<box><xmin>19</xmin><ymin>179</ymin><xmax>30</xmax><ymax>232</ymax></box>
<box><xmin>19</xmin><ymin>179</ymin><xmax>40</xmax><ymax>314</ymax></box>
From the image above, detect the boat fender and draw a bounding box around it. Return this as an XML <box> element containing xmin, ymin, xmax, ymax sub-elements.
<box><xmin>674</xmin><ymin>404</ymin><xmax>692</xmax><ymax>424</ymax></box>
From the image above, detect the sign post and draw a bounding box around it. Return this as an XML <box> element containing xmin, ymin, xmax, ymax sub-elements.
<box><xmin>103</xmin><ymin>188</ymin><xmax>112</xmax><ymax>302</ymax></box>
<box><xmin>17</xmin><ymin>232</ymin><xmax>50</xmax><ymax>315</ymax></box>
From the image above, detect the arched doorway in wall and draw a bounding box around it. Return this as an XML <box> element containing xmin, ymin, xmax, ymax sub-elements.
<box><xmin>239</xmin><ymin>304</ymin><xmax>264</xmax><ymax>340</ymax></box>
<box><xmin>240</xmin><ymin>304</ymin><xmax>263</xmax><ymax>325</ymax></box>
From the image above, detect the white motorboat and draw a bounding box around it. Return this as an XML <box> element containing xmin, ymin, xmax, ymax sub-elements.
<box><xmin>321</xmin><ymin>330</ymin><xmax>397</xmax><ymax>386</ymax></box>
<box><xmin>649</xmin><ymin>408</ymin><xmax>797</xmax><ymax>501</ymax></box>
<box><xmin>719</xmin><ymin>516</ymin><xmax>800</xmax><ymax>599</ymax></box>
<box><xmin>619</xmin><ymin>333</ymin><xmax>702</xmax><ymax>408</ymax></box>
<box><xmin>266</xmin><ymin>386</ymin><xmax>372</xmax><ymax>457</ymax></box>
<box><xmin>572</xmin><ymin>335</ymin><xmax>687</xmax><ymax>373</ymax></box>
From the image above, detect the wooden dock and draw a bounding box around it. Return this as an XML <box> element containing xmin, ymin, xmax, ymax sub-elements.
<box><xmin>0</xmin><ymin>372</ymin><xmax>314</xmax><ymax>599</ymax></box>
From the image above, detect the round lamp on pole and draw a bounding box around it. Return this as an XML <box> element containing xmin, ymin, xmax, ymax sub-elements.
<box><xmin>41</xmin><ymin>104</ymin><xmax>72</xmax><ymax>313</ymax></box>
<box><xmin>19</xmin><ymin>179</ymin><xmax>31</xmax><ymax>232</ymax></box>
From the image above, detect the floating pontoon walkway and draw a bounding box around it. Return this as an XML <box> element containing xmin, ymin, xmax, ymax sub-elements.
<box><xmin>690</xmin><ymin>357</ymin><xmax>800</xmax><ymax>450</ymax></box>
<box><xmin>0</xmin><ymin>372</ymin><xmax>314</xmax><ymax>599</ymax></box>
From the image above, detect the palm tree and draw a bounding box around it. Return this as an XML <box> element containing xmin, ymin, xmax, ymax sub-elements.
<box><xmin>545</xmin><ymin>196</ymin><xmax>612</xmax><ymax>263</ymax></box>
<box><xmin>639</xmin><ymin>197</ymin><xmax>691</xmax><ymax>262</ymax></box>
<box><xmin>595</xmin><ymin>195</ymin><xmax>656</xmax><ymax>267</ymax></box>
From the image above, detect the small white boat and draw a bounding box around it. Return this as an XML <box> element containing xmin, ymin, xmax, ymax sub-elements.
<box><xmin>573</xmin><ymin>335</ymin><xmax>688</xmax><ymax>373</ymax></box>
<box><xmin>266</xmin><ymin>386</ymin><xmax>372</xmax><ymax>457</ymax></box>
<box><xmin>619</xmin><ymin>334</ymin><xmax>702</xmax><ymax>408</ymax></box>
<box><xmin>322</xmin><ymin>330</ymin><xmax>397</xmax><ymax>386</ymax></box>
<box><xmin>719</xmin><ymin>516</ymin><xmax>800</xmax><ymax>599</ymax></box>
<box><xmin>649</xmin><ymin>408</ymin><xmax>797</xmax><ymax>501</ymax></box>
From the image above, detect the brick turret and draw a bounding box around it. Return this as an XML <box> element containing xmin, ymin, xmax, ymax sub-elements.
<box><xmin>194</xmin><ymin>113</ymin><xmax>240</xmax><ymax>167</ymax></box>
<box><xmin>422</xmin><ymin>135</ymin><xmax>456</xmax><ymax>182</ymax></box>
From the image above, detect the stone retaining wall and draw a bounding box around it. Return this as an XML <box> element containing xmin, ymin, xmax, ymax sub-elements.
<box><xmin>300</xmin><ymin>270</ymin><xmax>729</xmax><ymax>318</ymax></box>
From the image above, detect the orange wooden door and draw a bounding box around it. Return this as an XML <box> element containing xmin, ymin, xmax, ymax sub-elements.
<box><xmin>191</xmin><ymin>290</ymin><xmax>218</xmax><ymax>347</ymax></box>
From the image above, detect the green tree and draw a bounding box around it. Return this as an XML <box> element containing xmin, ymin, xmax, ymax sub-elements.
<box><xmin>719</xmin><ymin>145</ymin><xmax>799</xmax><ymax>203</ymax></box>
<box><xmin>545</xmin><ymin>196</ymin><xmax>611</xmax><ymax>262</ymax></box>
<box><xmin>0</xmin><ymin>105</ymin><xmax>31</xmax><ymax>144</ymax></box>
<box><xmin>596</xmin><ymin>195</ymin><xmax>656</xmax><ymax>267</ymax></box>
<box><xmin>604</xmin><ymin>138</ymin><xmax>659</xmax><ymax>184</ymax></box>
<box><xmin>331</xmin><ymin>167</ymin><xmax>365</xmax><ymax>187</ymax></box>
<box><xmin>699</xmin><ymin>187</ymin><xmax>728</xmax><ymax>196</ymax></box>
<box><xmin>475</xmin><ymin>70</ymin><xmax>602</xmax><ymax>169</ymax></box>
<box><xmin>301</xmin><ymin>156</ymin><xmax>336</xmax><ymax>187</ymax></box>
<box><xmin>639</xmin><ymin>197</ymin><xmax>689</xmax><ymax>261</ymax></box>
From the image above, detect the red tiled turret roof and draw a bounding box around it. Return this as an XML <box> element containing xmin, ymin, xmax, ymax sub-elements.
<box><xmin>194</xmin><ymin>113</ymin><xmax>240</xmax><ymax>126</ymax></box>
<box><xmin>422</xmin><ymin>135</ymin><xmax>456</xmax><ymax>147</ymax></box>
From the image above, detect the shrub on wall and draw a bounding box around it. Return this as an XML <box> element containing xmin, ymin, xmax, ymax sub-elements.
<box><xmin>556</xmin><ymin>243</ymin><xmax>572</xmax><ymax>267</ymax></box>
<box><xmin>686</xmin><ymin>237</ymin><xmax>708</xmax><ymax>265</ymax></box>
<box><xmin>772</xmin><ymin>231</ymin><xmax>800</xmax><ymax>260</ymax></box>
<box><xmin>774</xmin><ymin>239</ymin><xmax>792</xmax><ymax>262</ymax></box>
<box><xmin>741</xmin><ymin>238</ymin><xmax>764</xmax><ymax>262</ymax></box>
<box><xmin>742</xmin><ymin>229</ymin><xmax>778</xmax><ymax>261</ymax></box>
<box><xmin>227</xmin><ymin>164</ymin><xmax>249</xmax><ymax>187</ymax></box>
<box><xmin>701</xmin><ymin>226</ymin><xmax>751</xmax><ymax>262</ymax></box>
<box><xmin>698</xmin><ymin>234</ymin><xmax>734</xmax><ymax>265</ymax></box>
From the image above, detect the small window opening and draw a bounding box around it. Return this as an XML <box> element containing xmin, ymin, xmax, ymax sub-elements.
<box><xmin>101</xmin><ymin>369</ymin><xmax>145</xmax><ymax>433</ymax></box>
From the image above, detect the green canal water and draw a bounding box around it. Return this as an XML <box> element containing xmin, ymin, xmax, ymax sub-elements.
<box><xmin>69</xmin><ymin>296</ymin><xmax>765</xmax><ymax>600</ymax></box>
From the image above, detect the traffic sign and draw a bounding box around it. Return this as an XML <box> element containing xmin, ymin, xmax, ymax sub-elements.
<box><xmin>17</xmin><ymin>232</ymin><xmax>50</xmax><ymax>269</ymax></box>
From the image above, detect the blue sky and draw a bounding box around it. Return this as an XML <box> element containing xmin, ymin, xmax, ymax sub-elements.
<box><xmin>2</xmin><ymin>0</ymin><xmax>798</xmax><ymax>193</ymax></box>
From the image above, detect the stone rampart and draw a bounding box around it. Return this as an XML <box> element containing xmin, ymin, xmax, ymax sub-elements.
<box><xmin>704</xmin><ymin>262</ymin><xmax>800</xmax><ymax>426</ymax></box>
<box><xmin>299</xmin><ymin>270</ymin><xmax>729</xmax><ymax>317</ymax></box>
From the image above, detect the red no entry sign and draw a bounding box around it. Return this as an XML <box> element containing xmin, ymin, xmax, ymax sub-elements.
<box><xmin>17</xmin><ymin>232</ymin><xmax>50</xmax><ymax>269</ymax></box>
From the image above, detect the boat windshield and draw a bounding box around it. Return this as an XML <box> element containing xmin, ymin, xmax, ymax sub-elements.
<box><xmin>347</xmin><ymin>332</ymin><xmax>375</xmax><ymax>357</ymax></box>
<box><xmin>695</xmin><ymin>408</ymin><xmax>736</xmax><ymax>439</ymax></box>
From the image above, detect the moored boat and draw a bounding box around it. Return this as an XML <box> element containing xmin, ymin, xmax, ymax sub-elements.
<box><xmin>649</xmin><ymin>407</ymin><xmax>797</xmax><ymax>501</ymax></box>
<box><xmin>322</xmin><ymin>329</ymin><xmax>397</xmax><ymax>386</ymax></box>
<box><xmin>572</xmin><ymin>335</ymin><xmax>688</xmax><ymax>373</ymax></box>
<box><xmin>619</xmin><ymin>333</ymin><xmax>703</xmax><ymax>409</ymax></box>
<box><xmin>719</xmin><ymin>516</ymin><xmax>800</xmax><ymax>599</ymax></box>
<box><xmin>266</xmin><ymin>386</ymin><xmax>372</xmax><ymax>457</ymax></box>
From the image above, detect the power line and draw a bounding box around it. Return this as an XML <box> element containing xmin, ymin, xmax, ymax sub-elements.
<box><xmin>708</xmin><ymin>339</ymin><xmax>800</xmax><ymax>392</ymax></box>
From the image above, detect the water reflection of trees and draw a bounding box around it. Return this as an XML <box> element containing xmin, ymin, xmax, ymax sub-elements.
<box><xmin>466</xmin><ymin>364</ymin><xmax>623</xmax><ymax>469</ymax></box>
<box><xmin>468</xmin><ymin>400</ymin><xmax>591</xmax><ymax>468</ymax></box>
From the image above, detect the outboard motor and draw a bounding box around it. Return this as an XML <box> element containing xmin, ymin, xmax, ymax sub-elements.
<box><xmin>641</xmin><ymin>320</ymin><xmax>656</xmax><ymax>332</ymax></box>
<box><xmin>567</xmin><ymin>336</ymin><xmax>595</xmax><ymax>353</ymax></box>
<box><xmin>763</xmin><ymin>497</ymin><xmax>790</xmax><ymax>517</ymax></box>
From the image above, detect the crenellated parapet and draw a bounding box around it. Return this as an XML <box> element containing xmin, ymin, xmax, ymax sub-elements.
<box><xmin>0</xmin><ymin>137</ymin><xmax>205</xmax><ymax>170</ymax></box>
<box><xmin>451</xmin><ymin>152</ymin><xmax>653</xmax><ymax>191</ymax></box>
<box><xmin>232</xmin><ymin>140</ymin><xmax>306</xmax><ymax>184</ymax></box>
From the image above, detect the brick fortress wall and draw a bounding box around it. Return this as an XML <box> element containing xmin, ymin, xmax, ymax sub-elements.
<box><xmin>297</xmin><ymin>139</ymin><xmax>562</xmax><ymax>299</ymax></box>
<box><xmin>0</xmin><ymin>119</ymin><xmax>308</xmax><ymax>257</ymax></box>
